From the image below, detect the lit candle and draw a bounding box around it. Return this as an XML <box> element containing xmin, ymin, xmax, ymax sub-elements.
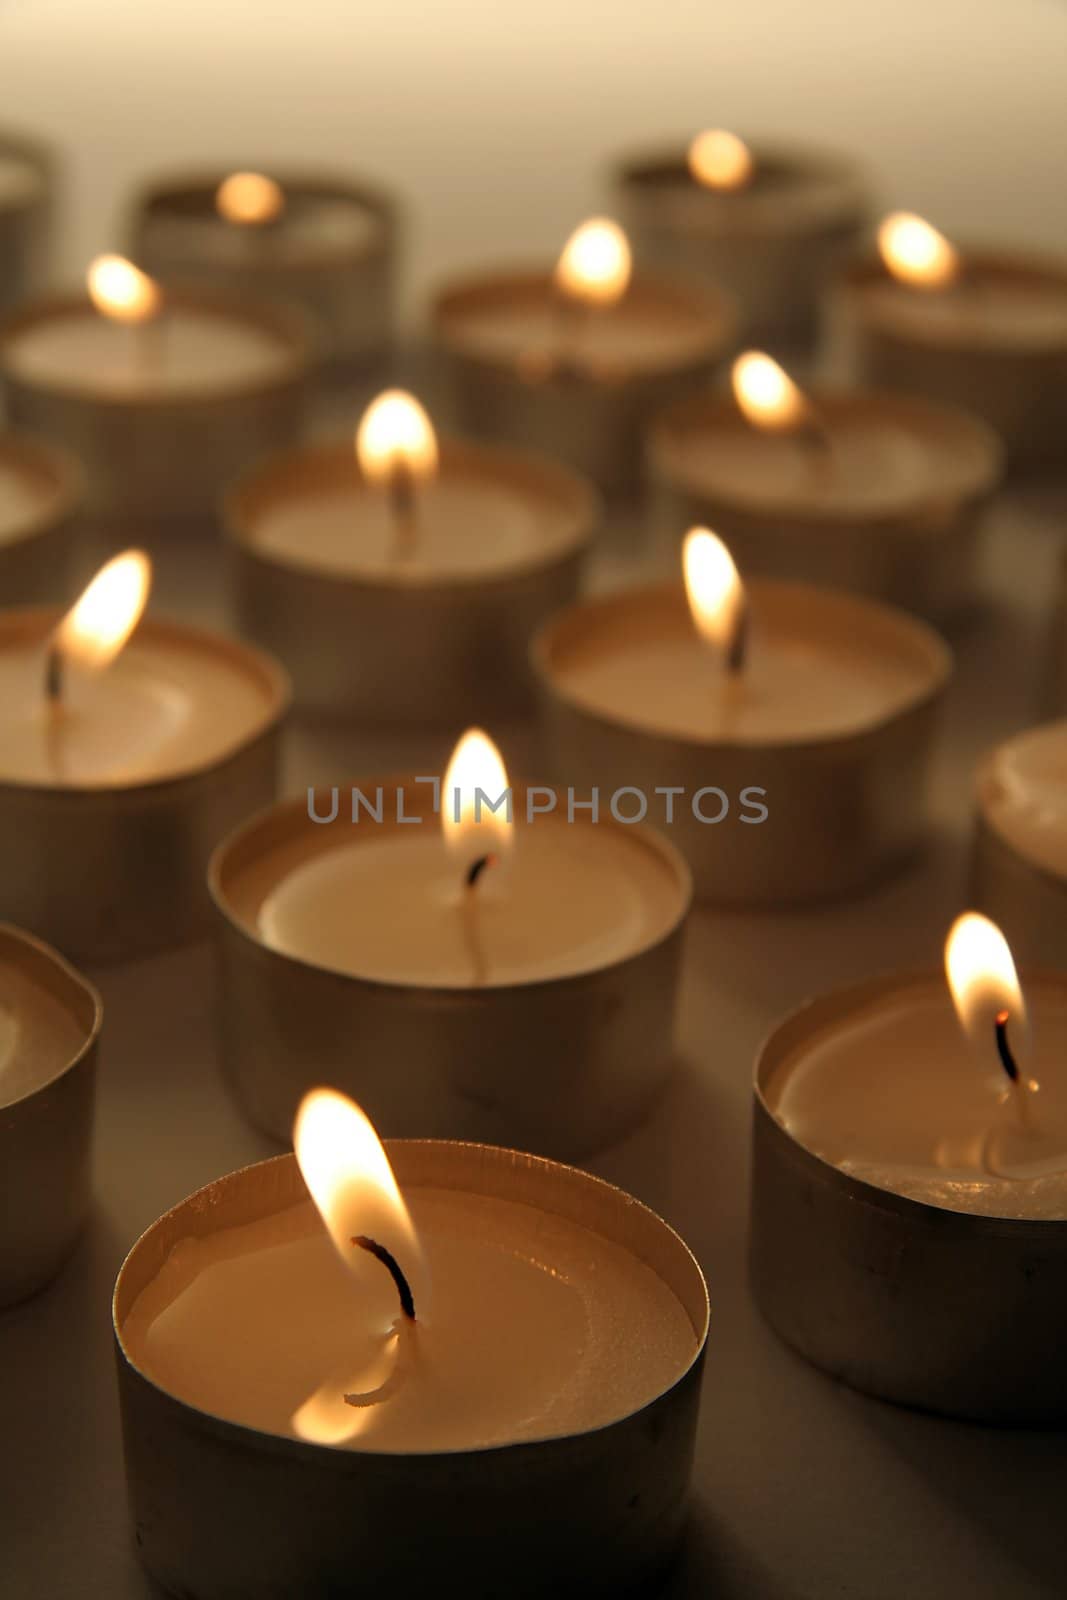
<box><xmin>534</xmin><ymin>527</ymin><xmax>951</xmax><ymax>903</ymax></box>
<box><xmin>210</xmin><ymin>729</ymin><xmax>690</xmax><ymax>1153</ymax></box>
<box><xmin>431</xmin><ymin>217</ymin><xmax>735</xmax><ymax>495</ymax></box>
<box><xmin>650</xmin><ymin>347</ymin><xmax>1002</xmax><ymax>616</ymax></box>
<box><xmin>129</xmin><ymin>164</ymin><xmax>398</xmax><ymax>376</ymax></box>
<box><xmin>0</xmin><ymin>554</ymin><xmax>288</xmax><ymax>960</ymax></box>
<box><xmin>972</xmin><ymin>719</ymin><xmax>1067</xmax><ymax>967</ymax></box>
<box><xmin>614</xmin><ymin>129</ymin><xmax>869</xmax><ymax>346</ymax></box>
<box><xmin>838</xmin><ymin>211</ymin><xmax>1067</xmax><ymax>470</ymax></box>
<box><xmin>0</xmin><ymin>257</ymin><xmax>310</xmax><ymax>527</ymax></box>
<box><xmin>114</xmin><ymin>1100</ymin><xmax>708</xmax><ymax>1596</ymax></box>
<box><xmin>751</xmin><ymin>916</ymin><xmax>1067</xmax><ymax>1421</ymax></box>
<box><xmin>225</xmin><ymin>390</ymin><xmax>597</xmax><ymax>722</ymax></box>
<box><xmin>0</xmin><ymin>429</ymin><xmax>84</xmax><ymax>606</ymax></box>
<box><xmin>0</xmin><ymin>924</ymin><xmax>100</xmax><ymax>1307</ymax></box>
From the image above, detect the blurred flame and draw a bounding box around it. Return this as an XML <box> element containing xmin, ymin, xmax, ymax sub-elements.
<box><xmin>877</xmin><ymin>212</ymin><xmax>961</xmax><ymax>289</ymax></box>
<box><xmin>683</xmin><ymin>527</ymin><xmax>745</xmax><ymax>653</ymax></box>
<box><xmin>53</xmin><ymin>550</ymin><xmax>151</xmax><ymax>673</ymax></box>
<box><xmin>216</xmin><ymin>171</ymin><xmax>285</xmax><ymax>226</ymax></box>
<box><xmin>554</xmin><ymin>218</ymin><xmax>632</xmax><ymax>307</ymax></box>
<box><xmin>732</xmin><ymin>351</ymin><xmax>809</xmax><ymax>433</ymax></box>
<box><xmin>688</xmin><ymin>129</ymin><xmax>754</xmax><ymax>192</ymax></box>
<box><xmin>442</xmin><ymin>727</ymin><xmax>514</xmax><ymax>870</ymax></box>
<box><xmin>87</xmin><ymin>255</ymin><xmax>162</xmax><ymax>323</ymax></box>
<box><xmin>356</xmin><ymin>390</ymin><xmax>439</xmax><ymax>485</ymax></box>
<box><xmin>945</xmin><ymin>913</ymin><xmax>1027</xmax><ymax>1053</ymax></box>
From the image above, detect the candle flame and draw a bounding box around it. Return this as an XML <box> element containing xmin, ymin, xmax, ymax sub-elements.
<box><xmin>554</xmin><ymin>218</ymin><xmax>632</xmax><ymax>307</ymax></box>
<box><xmin>683</xmin><ymin>527</ymin><xmax>745</xmax><ymax>654</ymax></box>
<box><xmin>945</xmin><ymin>913</ymin><xmax>1028</xmax><ymax>1065</ymax></box>
<box><xmin>687</xmin><ymin>129</ymin><xmax>754</xmax><ymax>192</ymax></box>
<box><xmin>732</xmin><ymin>351</ymin><xmax>809</xmax><ymax>433</ymax></box>
<box><xmin>442</xmin><ymin>727</ymin><xmax>514</xmax><ymax>871</ymax></box>
<box><xmin>877</xmin><ymin>212</ymin><xmax>961</xmax><ymax>290</ymax></box>
<box><xmin>86</xmin><ymin>255</ymin><xmax>162</xmax><ymax>323</ymax></box>
<box><xmin>53</xmin><ymin>550</ymin><xmax>151</xmax><ymax>673</ymax></box>
<box><xmin>215</xmin><ymin>171</ymin><xmax>285</xmax><ymax>226</ymax></box>
<box><xmin>356</xmin><ymin>390</ymin><xmax>439</xmax><ymax>486</ymax></box>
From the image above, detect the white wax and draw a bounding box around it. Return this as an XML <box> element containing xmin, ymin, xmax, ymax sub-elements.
<box><xmin>768</xmin><ymin>979</ymin><xmax>1067</xmax><ymax>1218</ymax></box>
<box><xmin>3</xmin><ymin>306</ymin><xmax>293</xmax><ymax>399</ymax></box>
<box><xmin>0</xmin><ymin>154</ymin><xmax>42</xmax><ymax>209</ymax></box>
<box><xmin>121</xmin><ymin>1184</ymin><xmax>697</xmax><ymax>1453</ymax></box>
<box><xmin>0</xmin><ymin>625</ymin><xmax>275</xmax><ymax>786</ymax></box>
<box><xmin>152</xmin><ymin>191</ymin><xmax>383</xmax><ymax>264</ymax></box>
<box><xmin>253</xmin><ymin>476</ymin><xmax>546</xmax><ymax>580</ymax></box>
<box><xmin>978</xmin><ymin>720</ymin><xmax>1067</xmax><ymax>881</ymax></box>
<box><xmin>551</xmin><ymin>587</ymin><xmax>938</xmax><ymax>744</ymax></box>
<box><xmin>0</xmin><ymin>959</ymin><xmax>86</xmax><ymax>1107</ymax></box>
<box><xmin>863</xmin><ymin>279</ymin><xmax>1067</xmax><ymax>348</ymax></box>
<box><xmin>247</xmin><ymin>812</ymin><xmax>682</xmax><ymax>986</ymax></box>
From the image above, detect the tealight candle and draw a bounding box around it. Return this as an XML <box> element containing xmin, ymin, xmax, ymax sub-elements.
<box><xmin>0</xmin><ymin>552</ymin><xmax>289</xmax><ymax>961</ymax></box>
<box><xmin>210</xmin><ymin>728</ymin><xmax>690</xmax><ymax>1154</ymax></box>
<box><xmin>837</xmin><ymin>212</ymin><xmax>1067</xmax><ymax>470</ymax></box>
<box><xmin>0</xmin><ymin>255</ymin><xmax>312</xmax><ymax>535</ymax></box>
<box><xmin>751</xmin><ymin>914</ymin><xmax>1067</xmax><ymax>1422</ymax></box>
<box><xmin>649</xmin><ymin>351</ymin><xmax>1002</xmax><ymax>617</ymax></box>
<box><xmin>533</xmin><ymin>528</ymin><xmax>951</xmax><ymax>904</ymax></box>
<box><xmin>115</xmin><ymin>1095</ymin><xmax>708</xmax><ymax>1599</ymax></box>
<box><xmin>128</xmin><ymin>166</ymin><xmax>399</xmax><ymax>377</ymax></box>
<box><xmin>0</xmin><ymin>923</ymin><xmax>101</xmax><ymax>1307</ymax></box>
<box><xmin>0</xmin><ymin>430</ymin><xmax>84</xmax><ymax>605</ymax></box>
<box><xmin>431</xmin><ymin>217</ymin><xmax>736</xmax><ymax>495</ymax></box>
<box><xmin>225</xmin><ymin>389</ymin><xmax>598</xmax><ymax>722</ymax></box>
<box><xmin>614</xmin><ymin>130</ymin><xmax>869</xmax><ymax>347</ymax></box>
<box><xmin>971</xmin><ymin>720</ymin><xmax>1067</xmax><ymax>967</ymax></box>
<box><xmin>0</xmin><ymin>128</ymin><xmax>53</xmax><ymax>318</ymax></box>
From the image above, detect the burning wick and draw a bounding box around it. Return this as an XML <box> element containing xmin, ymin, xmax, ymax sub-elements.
<box><xmin>461</xmin><ymin>852</ymin><xmax>497</xmax><ymax>984</ymax></box>
<box><xmin>994</xmin><ymin>1009</ymin><xmax>1020</xmax><ymax>1084</ymax></box>
<box><xmin>731</xmin><ymin>351</ymin><xmax>832</xmax><ymax>475</ymax></box>
<box><xmin>551</xmin><ymin>218</ymin><xmax>632</xmax><ymax>371</ymax></box>
<box><xmin>723</xmin><ymin>605</ymin><xmax>748</xmax><ymax>676</ymax></box>
<box><xmin>683</xmin><ymin>526</ymin><xmax>748</xmax><ymax>680</ymax></box>
<box><xmin>351</xmin><ymin>1234</ymin><xmax>417</xmax><ymax>1321</ymax></box>
<box><xmin>43</xmin><ymin>642</ymin><xmax>63</xmax><ymax>707</ymax></box>
<box><xmin>355</xmin><ymin>391</ymin><xmax>438</xmax><ymax>565</ymax></box>
<box><xmin>87</xmin><ymin>255</ymin><xmax>164</xmax><ymax>380</ymax></box>
<box><xmin>42</xmin><ymin>549</ymin><xmax>152</xmax><ymax>714</ymax></box>
<box><xmin>466</xmin><ymin>852</ymin><xmax>496</xmax><ymax>889</ymax></box>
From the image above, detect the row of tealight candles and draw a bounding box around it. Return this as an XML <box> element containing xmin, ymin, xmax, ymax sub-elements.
<box><xmin>1</xmin><ymin>122</ymin><xmax>1066</xmax><ymax>1599</ymax></box>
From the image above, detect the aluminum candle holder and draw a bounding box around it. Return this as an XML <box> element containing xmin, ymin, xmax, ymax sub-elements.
<box><xmin>0</xmin><ymin>924</ymin><xmax>102</xmax><ymax>1307</ymax></box>
<box><xmin>750</xmin><ymin>973</ymin><xmax>1067</xmax><ymax>1424</ymax></box>
<box><xmin>836</xmin><ymin>252</ymin><xmax>1067</xmax><ymax>472</ymax></box>
<box><xmin>128</xmin><ymin>167</ymin><xmax>399</xmax><ymax>377</ymax></box>
<box><xmin>209</xmin><ymin>780</ymin><xmax>691</xmax><ymax>1156</ymax></box>
<box><xmin>224</xmin><ymin>437</ymin><xmax>598</xmax><ymax>724</ymax></box>
<box><xmin>0</xmin><ymin>431</ymin><xmax>85</xmax><ymax>605</ymax></box>
<box><xmin>648</xmin><ymin>389</ymin><xmax>1003</xmax><ymax>618</ymax></box>
<box><xmin>114</xmin><ymin>1143</ymin><xmax>709</xmax><ymax>1600</ymax></box>
<box><xmin>614</xmin><ymin>139</ymin><xmax>869</xmax><ymax>347</ymax></box>
<box><xmin>0</xmin><ymin>288</ymin><xmax>312</xmax><ymax>539</ymax></box>
<box><xmin>0</xmin><ymin>126</ymin><xmax>54</xmax><ymax>318</ymax></box>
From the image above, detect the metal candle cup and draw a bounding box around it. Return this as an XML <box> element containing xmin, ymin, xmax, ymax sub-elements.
<box><xmin>836</xmin><ymin>251</ymin><xmax>1067</xmax><ymax>472</ymax></box>
<box><xmin>0</xmin><ymin>126</ymin><xmax>54</xmax><ymax>319</ymax></box>
<box><xmin>209</xmin><ymin>780</ymin><xmax>691</xmax><ymax>1156</ymax></box>
<box><xmin>430</xmin><ymin>268</ymin><xmax>736</xmax><ymax>497</ymax></box>
<box><xmin>615</xmin><ymin>140</ymin><xmax>869</xmax><ymax>348</ymax></box>
<box><xmin>113</xmin><ymin>1143</ymin><xmax>708</xmax><ymax>1600</ymax></box>
<box><xmin>533</xmin><ymin>581</ymin><xmax>951</xmax><ymax>906</ymax></box>
<box><xmin>971</xmin><ymin>723</ymin><xmax>1067</xmax><ymax>968</ymax></box>
<box><xmin>0</xmin><ymin>609</ymin><xmax>289</xmax><ymax>964</ymax></box>
<box><xmin>224</xmin><ymin>437</ymin><xmax>598</xmax><ymax>724</ymax></box>
<box><xmin>128</xmin><ymin>167</ymin><xmax>399</xmax><ymax>378</ymax></box>
<box><xmin>749</xmin><ymin>972</ymin><xmax>1067</xmax><ymax>1424</ymax></box>
<box><xmin>0</xmin><ymin>924</ymin><xmax>101</xmax><ymax>1307</ymax></box>
<box><xmin>649</xmin><ymin>388</ymin><xmax>1002</xmax><ymax>618</ymax></box>
<box><xmin>0</xmin><ymin>288</ymin><xmax>312</xmax><ymax>539</ymax></box>
<box><xmin>0</xmin><ymin>430</ymin><xmax>85</xmax><ymax>604</ymax></box>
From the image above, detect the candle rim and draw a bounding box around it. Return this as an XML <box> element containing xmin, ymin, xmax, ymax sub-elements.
<box><xmin>0</xmin><ymin>428</ymin><xmax>86</xmax><ymax>548</ymax></box>
<box><xmin>0</xmin><ymin>921</ymin><xmax>102</xmax><ymax>1109</ymax></box>
<box><xmin>843</xmin><ymin>248</ymin><xmax>1067</xmax><ymax>352</ymax></box>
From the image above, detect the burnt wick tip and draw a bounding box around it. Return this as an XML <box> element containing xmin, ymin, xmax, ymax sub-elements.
<box><xmin>994</xmin><ymin>1009</ymin><xmax>1020</xmax><ymax>1084</ymax></box>
<box><xmin>351</xmin><ymin>1235</ymin><xmax>416</xmax><ymax>1321</ymax></box>
<box><xmin>465</xmin><ymin>853</ymin><xmax>497</xmax><ymax>889</ymax></box>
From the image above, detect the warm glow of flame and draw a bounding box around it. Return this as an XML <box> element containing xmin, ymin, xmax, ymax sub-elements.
<box><xmin>215</xmin><ymin>171</ymin><xmax>285</xmax><ymax>226</ymax></box>
<box><xmin>945</xmin><ymin>913</ymin><xmax>1027</xmax><ymax>1053</ymax></box>
<box><xmin>732</xmin><ymin>351</ymin><xmax>809</xmax><ymax>433</ymax></box>
<box><xmin>356</xmin><ymin>390</ymin><xmax>439</xmax><ymax>485</ymax></box>
<box><xmin>86</xmin><ymin>255</ymin><xmax>162</xmax><ymax>323</ymax></box>
<box><xmin>687</xmin><ymin>128</ymin><xmax>754</xmax><ymax>191</ymax></box>
<box><xmin>554</xmin><ymin>218</ymin><xmax>632</xmax><ymax>307</ymax></box>
<box><xmin>442</xmin><ymin>727</ymin><xmax>514</xmax><ymax>870</ymax></box>
<box><xmin>53</xmin><ymin>550</ymin><xmax>151</xmax><ymax>673</ymax></box>
<box><xmin>683</xmin><ymin>527</ymin><xmax>745</xmax><ymax>653</ymax></box>
<box><xmin>877</xmin><ymin>212</ymin><xmax>961</xmax><ymax>289</ymax></box>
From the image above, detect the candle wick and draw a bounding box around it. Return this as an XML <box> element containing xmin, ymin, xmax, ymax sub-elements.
<box><xmin>44</xmin><ymin>642</ymin><xmax>64</xmax><ymax>707</ymax></box>
<box><xmin>994</xmin><ymin>1010</ymin><xmax>1019</xmax><ymax>1083</ymax></box>
<box><xmin>386</xmin><ymin>457</ymin><xmax>418</xmax><ymax>563</ymax></box>
<box><xmin>724</xmin><ymin>603</ymin><xmax>748</xmax><ymax>677</ymax></box>
<box><xmin>351</xmin><ymin>1234</ymin><xmax>416</xmax><ymax>1321</ymax></box>
<box><xmin>465</xmin><ymin>852</ymin><xmax>496</xmax><ymax>889</ymax></box>
<box><xmin>459</xmin><ymin>853</ymin><xmax>497</xmax><ymax>984</ymax></box>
